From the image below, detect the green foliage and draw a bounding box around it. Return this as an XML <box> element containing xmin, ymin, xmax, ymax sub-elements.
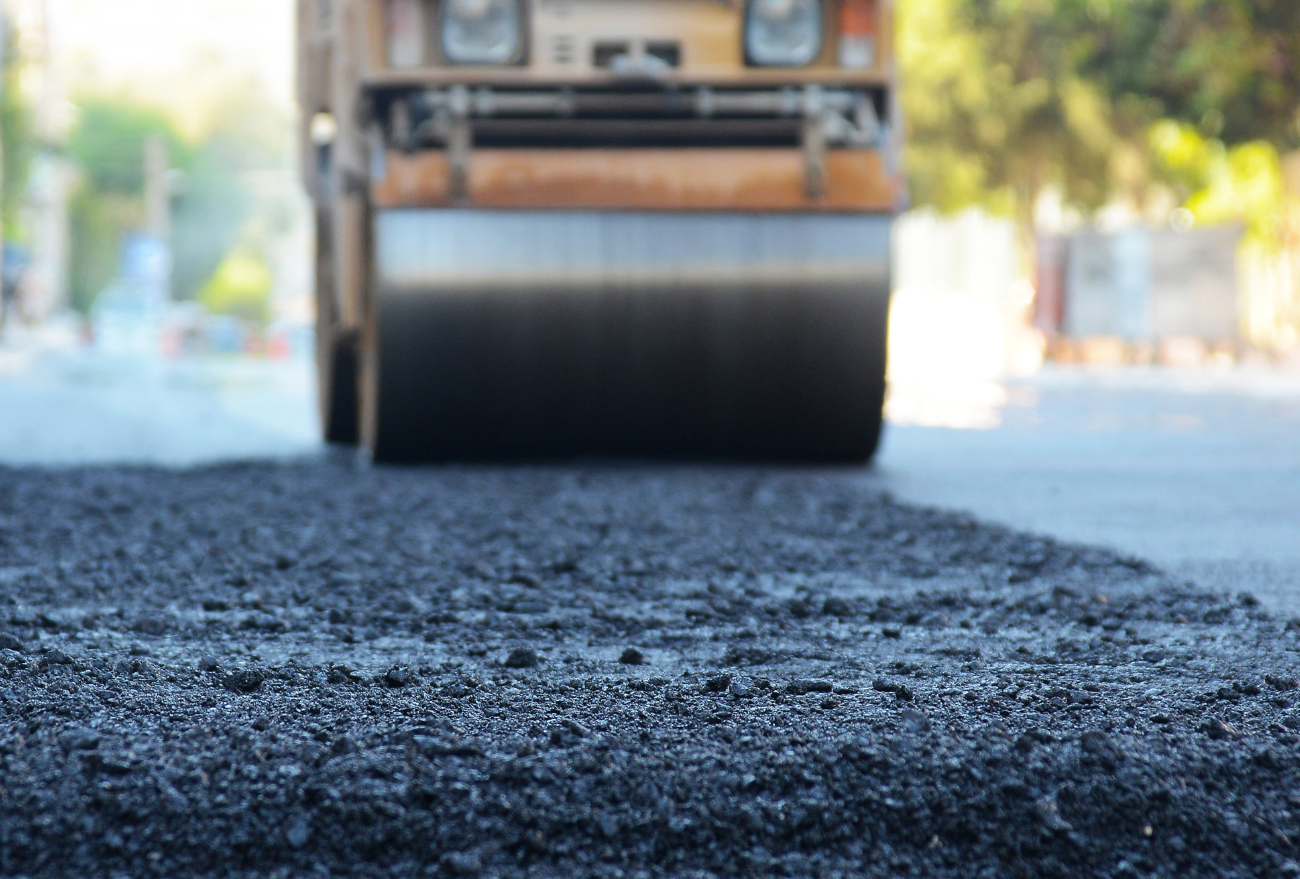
<box><xmin>1</xmin><ymin>18</ymin><xmax>32</xmax><ymax>242</ymax></box>
<box><xmin>171</xmin><ymin>139</ymin><xmax>254</xmax><ymax>306</ymax></box>
<box><xmin>68</xmin><ymin>187</ymin><xmax>137</xmax><ymax>316</ymax></box>
<box><xmin>65</xmin><ymin>96</ymin><xmax>260</xmax><ymax>312</ymax></box>
<box><xmin>65</xmin><ymin>99</ymin><xmax>170</xmax><ymax>312</ymax></box>
<box><xmin>1086</xmin><ymin>0</ymin><xmax>1300</xmax><ymax>148</ymax></box>
<box><xmin>898</xmin><ymin>0</ymin><xmax>1003</xmax><ymax>213</ymax></box>
<box><xmin>1150</xmin><ymin>120</ymin><xmax>1287</xmax><ymax>243</ymax></box>
<box><xmin>198</xmin><ymin>250</ymin><xmax>273</xmax><ymax>326</ymax></box>
<box><xmin>169</xmin><ymin>72</ymin><xmax>292</xmax><ymax>304</ymax></box>
<box><xmin>899</xmin><ymin>0</ymin><xmax>1300</xmax><ymax>237</ymax></box>
<box><xmin>900</xmin><ymin>0</ymin><xmax>1120</xmax><ymax>217</ymax></box>
<box><xmin>67</xmin><ymin>102</ymin><xmax>190</xmax><ymax>196</ymax></box>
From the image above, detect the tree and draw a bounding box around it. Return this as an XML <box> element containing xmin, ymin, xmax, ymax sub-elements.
<box><xmin>199</xmin><ymin>250</ymin><xmax>273</xmax><ymax>326</ymax></box>
<box><xmin>1087</xmin><ymin>0</ymin><xmax>1300</xmax><ymax>150</ymax></box>
<box><xmin>66</xmin><ymin>101</ymin><xmax>182</xmax><ymax>312</ymax></box>
<box><xmin>0</xmin><ymin>15</ymin><xmax>32</xmax><ymax>244</ymax></box>
<box><xmin>898</xmin><ymin>0</ymin><xmax>1300</xmax><ymax>226</ymax></box>
<box><xmin>900</xmin><ymin>0</ymin><xmax>1126</xmax><ymax>225</ymax></box>
<box><xmin>65</xmin><ymin>97</ymin><xmax>254</xmax><ymax>313</ymax></box>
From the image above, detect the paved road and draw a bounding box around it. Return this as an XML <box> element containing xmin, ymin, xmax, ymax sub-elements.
<box><xmin>2</xmin><ymin>337</ymin><xmax>1297</xmax><ymax>611</ymax></box>
<box><xmin>4</xmin><ymin>339</ymin><xmax>1300</xmax><ymax>876</ymax></box>
<box><xmin>878</xmin><ymin>367</ymin><xmax>1300</xmax><ymax>615</ymax></box>
<box><xmin>3</xmin><ymin>454</ymin><xmax>1298</xmax><ymax>878</ymax></box>
<box><xmin>0</xmin><ymin>341</ymin><xmax>318</xmax><ymax>466</ymax></box>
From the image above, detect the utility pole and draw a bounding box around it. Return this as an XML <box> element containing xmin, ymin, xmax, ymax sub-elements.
<box><xmin>143</xmin><ymin>134</ymin><xmax>171</xmax><ymax>300</ymax></box>
<box><xmin>144</xmin><ymin>135</ymin><xmax>170</xmax><ymax>240</ymax></box>
<box><xmin>24</xmin><ymin>0</ymin><xmax>70</xmax><ymax>321</ymax></box>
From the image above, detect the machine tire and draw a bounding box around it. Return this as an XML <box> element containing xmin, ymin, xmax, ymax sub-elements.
<box><xmin>318</xmin><ymin>324</ymin><xmax>360</xmax><ymax>446</ymax></box>
<box><xmin>314</xmin><ymin>225</ymin><xmax>360</xmax><ymax>447</ymax></box>
<box><xmin>317</xmin><ymin>196</ymin><xmax>369</xmax><ymax>449</ymax></box>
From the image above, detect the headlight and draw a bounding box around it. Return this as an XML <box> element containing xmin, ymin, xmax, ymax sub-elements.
<box><xmin>441</xmin><ymin>0</ymin><xmax>523</xmax><ymax>65</ymax></box>
<box><xmin>745</xmin><ymin>0</ymin><xmax>822</xmax><ymax>67</ymax></box>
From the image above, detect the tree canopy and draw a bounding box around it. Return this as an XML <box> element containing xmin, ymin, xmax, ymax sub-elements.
<box><xmin>64</xmin><ymin>88</ymin><xmax>288</xmax><ymax>315</ymax></box>
<box><xmin>899</xmin><ymin>0</ymin><xmax>1300</xmax><ymax>237</ymax></box>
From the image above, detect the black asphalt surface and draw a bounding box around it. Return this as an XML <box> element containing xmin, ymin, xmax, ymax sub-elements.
<box><xmin>1</xmin><ymin>461</ymin><xmax>1298</xmax><ymax>878</ymax></box>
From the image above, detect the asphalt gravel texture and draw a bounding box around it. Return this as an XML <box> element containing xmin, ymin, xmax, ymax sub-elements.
<box><xmin>1</xmin><ymin>460</ymin><xmax>1299</xmax><ymax>878</ymax></box>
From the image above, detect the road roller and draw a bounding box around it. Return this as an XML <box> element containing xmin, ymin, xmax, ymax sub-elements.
<box><xmin>298</xmin><ymin>0</ymin><xmax>903</xmax><ymax>462</ymax></box>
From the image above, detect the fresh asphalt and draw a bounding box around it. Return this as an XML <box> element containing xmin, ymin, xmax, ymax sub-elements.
<box><xmin>2</xmin><ymin>460</ymin><xmax>1299</xmax><ymax>878</ymax></box>
<box><xmin>1</xmin><ymin>344</ymin><xmax>1299</xmax><ymax>876</ymax></box>
<box><xmin>3</xmin><ymin>344</ymin><xmax>1296</xmax><ymax>615</ymax></box>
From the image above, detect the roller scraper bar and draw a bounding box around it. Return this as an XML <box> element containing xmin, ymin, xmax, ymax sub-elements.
<box><xmin>380</xmin><ymin>84</ymin><xmax>887</xmax><ymax>151</ymax></box>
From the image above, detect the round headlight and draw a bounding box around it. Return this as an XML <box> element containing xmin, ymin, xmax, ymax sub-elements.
<box><xmin>745</xmin><ymin>0</ymin><xmax>822</xmax><ymax>67</ymax></box>
<box><xmin>441</xmin><ymin>0</ymin><xmax>522</xmax><ymax>65</ymax></box>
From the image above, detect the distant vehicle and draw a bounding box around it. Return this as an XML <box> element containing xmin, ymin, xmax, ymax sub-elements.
<box><xmin>267</xmin><ymin>320</ymin><xmax>316</xmax><ymax>360</ymax></box>
<box><xmin>202</xmin><ymin>315</ymin><xmax>252</xmax><ymax>356</ymax></box>
<box><xmin>161</xmin><ymin>302</ymin><xmax>209</xmax><ymax>358</ymax></box>
<box><xmin>299</xmin><ymin>0</ymin><xmax>902</xmax><ymax>461</ymax></box>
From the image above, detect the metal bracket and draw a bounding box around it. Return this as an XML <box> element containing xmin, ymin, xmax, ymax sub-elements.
<box><xmin>802</xmin><ymin>115</ymin><xmax>827</xmax><ymax>200</ymax></box>
<box><xmin>801</xmin><ymin>86</ymin><xmax>828</xmax><ymax>200</ymax></box>
<box><xmin>389</xmin><ymin>98</ymin><xmax>413</xmax><ymax>152</ymax></box>
<box><xmin>447</xmin><ymin>85</ymin><xmax>472</xmax><ymax>202</ymax></box>
<box><xmin>447</xmin><ymin>118</ymin><xmax>472</xmax><ymax>202</ymax></box>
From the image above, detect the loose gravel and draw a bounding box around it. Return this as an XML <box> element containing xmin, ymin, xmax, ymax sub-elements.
<box><xmin>1</xmin><ymin>461</ymin><xmax>1298</xmax><ymax>878</ymax></box>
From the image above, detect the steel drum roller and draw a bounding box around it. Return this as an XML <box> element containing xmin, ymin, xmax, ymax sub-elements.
<box><xmin>366</xmin><ymin>210</ymin><xmax>890</xmax><ymax>462</ymax></box>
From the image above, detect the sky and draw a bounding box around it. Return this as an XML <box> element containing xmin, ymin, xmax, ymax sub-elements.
<box><xmin>33</xmin><ymin>0</ymin><xmax>297</xmax><ymax>114</ymax></box>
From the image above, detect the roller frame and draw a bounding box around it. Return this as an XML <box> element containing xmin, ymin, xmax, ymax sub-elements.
<box><xmin>299</xmin><ymin>0</ymin><xmax>901</xmax><ymax>462</ymax></box>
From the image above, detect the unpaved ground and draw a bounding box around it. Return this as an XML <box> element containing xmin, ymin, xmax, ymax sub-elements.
<box><xmin>1</xmin><ymin>462</ymin><xmax>1298</xmax><ymax>878</ymax></box>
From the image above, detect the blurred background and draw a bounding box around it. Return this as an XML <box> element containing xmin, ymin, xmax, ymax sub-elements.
<box><xmin>0</xmin><ymin>0</ymin><xmax>1296</xmax><ymax>462</ymax></box>
<box><xmin>0</xmin><ymin>0</ymin><xmax>316</xmax><ymax>461</ymax></box>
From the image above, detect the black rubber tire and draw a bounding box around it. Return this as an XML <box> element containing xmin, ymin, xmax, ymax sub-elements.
<box><xmin>363</xmin><ymin>280</ymin><xmax>888</xmax><ymax>464</ymax></box>
<box><xmin>318</xmin><ymin>326</ymin><xmax>360</xmax><ymax>446</ymax></box>
<box><xmin>314</xmin><ymin>217</ymin><xmax>360</xmax><ymax>447</ymax></box>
